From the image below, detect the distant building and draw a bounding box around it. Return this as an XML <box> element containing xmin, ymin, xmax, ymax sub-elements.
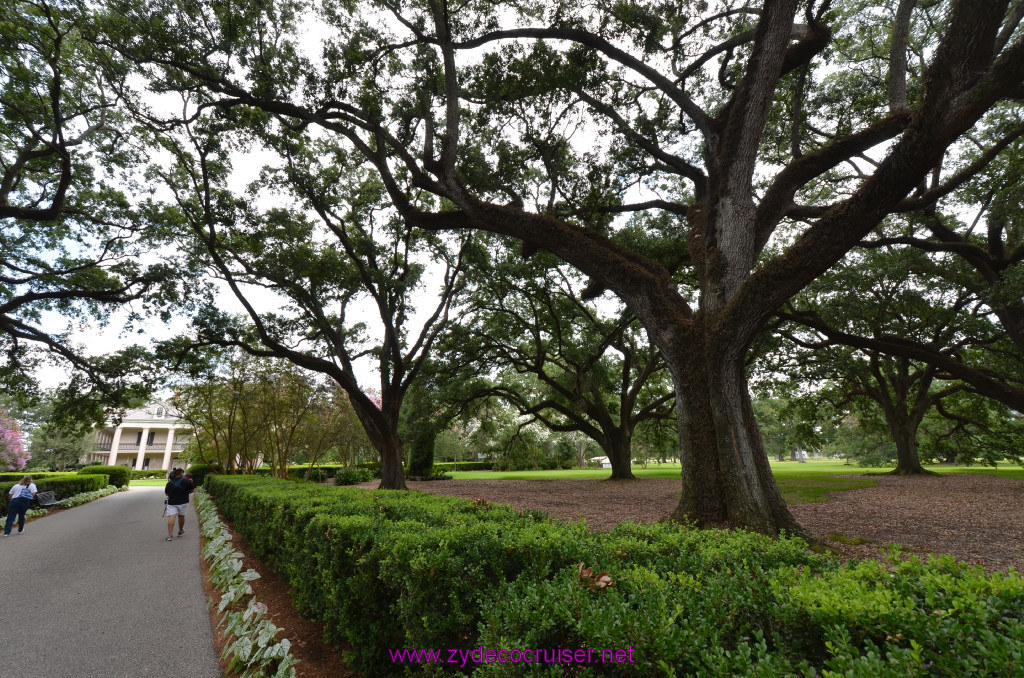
<box><xmin>86</xmin><ymin>402</ymin><xmax>194</xmax><ymax>471</ymax></box>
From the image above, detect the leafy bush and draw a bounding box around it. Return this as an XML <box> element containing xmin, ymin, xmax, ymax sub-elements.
<box><xmin>333</xmin><ymin>468</ymin><xmax>374</xmax><ymax>485</ymax></box>
<box><xmin>355</xmin><ymin>461</ymin><xmax>383</xmax><ymax>478</ymax></box>
<box><xmin>287</xmin><ymin>467</ymin><xmax>327</xmax><ymax>482</ymax></box>
<box><xmin>131</xmin><ymin>469</ymin><xmax>172</xmax><ymax>480</ymax></box>
<box><xmin>205</xmin><ymin>475</ymin><xmax>1024</xmax><ymax>678</ymax></box>
<box><xmin>252</xmin><ymin>465</ymin><xmax>333</xmax><ymax>482</ymax></box>
<box><xmin>186</xmin><ymin>464</ymin><xmax>222</xmax><ymax>487</ymax></box>
<box><xmin>78</xmin><ymin>464</ymin><xmax>131</xmax><ymax>488</ymax></box>
<box><xmin>0</xmin><ymin>472</ymin><xmax>72</xmax><ymax>482</ymax></box>
<box><xmin>59</xmin><ymin>484</ymin><xmax>124</xmax><ymax>508</ymax></box>
<box><xmin>431</xmin><ymin>461</ymin><xmax>493</xmax><ymax>472</ymax></box>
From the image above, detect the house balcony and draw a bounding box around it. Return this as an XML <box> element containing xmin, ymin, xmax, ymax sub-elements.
<box><xmin>94</xmin><ymin>440</ymin><xmax>191</xmax><ymax>452</ymax></box>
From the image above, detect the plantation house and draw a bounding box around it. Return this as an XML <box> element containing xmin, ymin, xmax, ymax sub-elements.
<box><xmin>85</xmin><ymin>402</ymin><xmax>194</xmax><ymax>471</ymax></box>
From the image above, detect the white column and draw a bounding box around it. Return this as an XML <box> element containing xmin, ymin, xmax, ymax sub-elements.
<box><xmin>162</xmin><ymin>428</ymin><xmax>176</xmax><ymax>470</ymax></box>
<box><xmin>136</xmin><ymin>427</ymin><xmax>150</xmax><ymax>470</ymax></box>
<box><xmin>107</xmin><ymin>427</ymin><xmax>122</xmax><ymax>466</ymax></box>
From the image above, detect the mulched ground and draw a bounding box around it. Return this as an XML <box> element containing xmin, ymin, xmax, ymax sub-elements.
<box><xmin>197</xmin><ymin>473</ymin><xmax>1024</xmax><ymax>676</ymax></box>
<box><xmin>789</xmin><ymin>473</ymin><xmax>1024</xmax><ymax>572</ymax></box>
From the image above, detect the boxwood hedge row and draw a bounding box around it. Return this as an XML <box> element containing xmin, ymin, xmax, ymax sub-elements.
<box><xmin>248</xmin><ymin>464</ymin><xmax>382</xmax><ymax>483</ymax></box>
<box><xmin>205</xmin><ymin>475</ymin><xmax>1024</xmax><ymax>677</ymax></box>
<box><xmin>131</xmin><ymin>469</ymin><xmax>172</xmax><ymax>480</ymax></box>
<box><xmin>2</xmin><ymin>473</ymin><xmax>109</xmax><ymax>515</ymax></box>
<box><xmin>431</xmin><ymin>462</ymin><xmax>494</xmax><ymax>473</ymax></box>
<box><xmin>0</xmin><ymin>472</ymin><xmax>71</xmax><ymax>482</ymax></box>
<box><xmin>77</xmin><ymin>465</ymin><xmax>131</xmax><ymax>488</ymax></box>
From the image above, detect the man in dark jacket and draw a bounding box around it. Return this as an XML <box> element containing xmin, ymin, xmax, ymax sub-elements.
<box><xmin>164</xmin><ymin>468</ymin><xmax>195</xmax><ymax>542</ymax></box>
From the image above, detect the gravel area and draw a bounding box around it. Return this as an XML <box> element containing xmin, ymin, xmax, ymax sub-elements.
<box><xmin>358</xmin><ymin>474</ymin><xmax>1024</xmax><ymax>572</ymax></box>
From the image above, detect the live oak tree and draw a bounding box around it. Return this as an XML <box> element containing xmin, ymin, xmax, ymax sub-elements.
<box><xmin>150</xmin><ymin>122</ymin><xmax>472</xmax><ymax>489</ymax></box>
<box><xmin>777</xmin><ymin>245</ymin><xmax>991</xmax><ymax>474</ymax></box>
<box><xmin>1</xmin><ymin>0</ymin><xmax>177</xmax><ymax>415</ymax></box>
<box><xmin>105</xmin><ymin>0</ymin><xmax>1024</xmax><ymax>535</ymax></box>
<box><xmin>915</xmin><ymin>391</ymin><xmax>1024</xmax><ymax>466</ymax></box>
<box><xmin>443</xmin><ymin>244</ymin><xmax>674</xmax><ymax>479</ymax></box>
<box><xmin>807</xmin><ymin>114</ymin><xmax>1024</xmax><ymax>412</ymax></box>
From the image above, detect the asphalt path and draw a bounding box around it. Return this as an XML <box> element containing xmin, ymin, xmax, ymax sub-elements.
<box><xmin>0</xmin><ymin>486</ymin><xmax>221</xmax><ymax>677</ymax></box>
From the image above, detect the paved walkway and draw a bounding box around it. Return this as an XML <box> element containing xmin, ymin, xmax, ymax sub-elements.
<box><xmin>0</xmin><ymin>486</ymin><xmax>221</xmax><ymax>677</ymax></box>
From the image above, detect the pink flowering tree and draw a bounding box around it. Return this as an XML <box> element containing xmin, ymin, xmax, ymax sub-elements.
<box><xmin>0</xmin><ymin>410</ymin><xmax>28</xmax><ymax>471</ymax></box>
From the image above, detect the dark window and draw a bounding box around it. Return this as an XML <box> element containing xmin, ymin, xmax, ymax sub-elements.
<box><xmin>135</xmin><ymin>432</ymin><xmax>142</xmax><ymax>446</ymax></box>
<box><xmin>147</xmin><ymin>431</ymin><xmax>156</xmax><ymax>446</ymax></box>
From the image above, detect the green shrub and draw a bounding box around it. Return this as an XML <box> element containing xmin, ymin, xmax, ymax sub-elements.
<box><xmin>431</xmin><ymin>461</ymin><xmax>493</xmax><ymax>472</ymax></box>
<box><xmin>334</xmin><ymin>468</ymin><xmax>374</xmax><ymax>485</ymax></box>
<box><xmin>204</xmin><ymin>475</ymin><xmax>1024</xmax><ymax>677</ymax></box>
<box><xmin>78</xmin><ymin>465</ymin><xmax>131</xmax><ymax>488</ymax></box>
<box><xmin>185</xmin><ymin>463</ymin><xmax>221</xmax><ymax>486</ymax></box>
<box><xmin>0</xmin><ymin>472</ymin><xmax>72</xmax><ymax>482</ymax></box>
<box><xmin>287</xmin><ymin>467</ymin><xmax>328</xmax><ymax>482</ymax></box>
<box><xmin>130</xmin><ymin>469</ymin><xmax>172</xmax><ymax>480</ymax></box>
<box><xmin>355</xmin><ymin>461</ymin><xmax>383</xmax><ymax>478</ymax></box>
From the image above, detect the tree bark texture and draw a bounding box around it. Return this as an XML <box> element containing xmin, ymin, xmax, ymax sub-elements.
<box><xmin>378</xmin><ymin>436</ymin><xmax>409</xmax><ymax>490</ymax></box>
<box><xmin>660</xmin><ymin>321</ymin><xmax>806</xmax><ymax>537</ymax></box>
<box><xmin>349</xmin><ymin>394</ymin><xmax>408</xmax><ymax>490</ymax></box>
<box><xmin>891</xmin><ymin>424</ymin><xmax>932</xmax><ymax>475</ymax></box>
<box><xmin>603</xmin><ymin>429</ymin><xmax>636</xmax><ymax>480</ymax></box>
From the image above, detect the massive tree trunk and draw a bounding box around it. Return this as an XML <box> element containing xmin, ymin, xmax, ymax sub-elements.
<box><xmin>872</xmin><ymin>359</ymin><xmax>939</xmax><ymax>476</ymax></box>
<box><xmin>603</xmin><ymin>429</ymin><xmax>636</xmax><ymax>480</ymax></box>
<box><xmin>664</xmin><ymin>326</ymin><xmax>806</xmax><ymax>537</ymax></box>
<box><xmin>350</xmin><ymin>395</ymin><xmax>408</xmax><ymax>490</ymax></box>
<box><xmin>890</xmin><ymin>423</ymin><xmax>932</xmax><ymax>475</ymax></box>
<box><xmin>881</xmin><ymin>402</ymin><xmax>937</xmax><ymax>476</ymax></box>
<box><xmin>378</xmin><ymin>433</ymin><xmax>408</xmax><ymax>489</ymax></box>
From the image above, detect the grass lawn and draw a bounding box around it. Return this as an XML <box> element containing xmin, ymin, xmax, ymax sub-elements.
<box><xmin>130</xmin><ymin>479</ymin><xmax>168</xmax><ymax>487</ymax></box>
<box><xmin>447</xmin><ymin>458</ymin><xmax>1024</xmax><ymax>505</ymax></box>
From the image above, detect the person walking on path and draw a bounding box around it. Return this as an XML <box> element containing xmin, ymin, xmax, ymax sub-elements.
<box><xmin>4</xmin><ymin>475</ymin><xmax>37</xmax><ymax>536</ymax></box>
<box><xmin>164</xmin><ymin>468</ymin><xmax>194</xmax><ymax>541</ymax></box>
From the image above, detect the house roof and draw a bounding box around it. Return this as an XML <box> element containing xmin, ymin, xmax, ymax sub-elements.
<box><xmin>106</xmin><ymin>401</ymin><xmax>184</xmax><ymax>426</ymax></box>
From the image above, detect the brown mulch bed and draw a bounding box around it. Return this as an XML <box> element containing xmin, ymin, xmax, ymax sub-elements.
<box><xmin>789</xmin><ymin>474</ymin><xmax>1024</xmax><ymax>572</ymax></box>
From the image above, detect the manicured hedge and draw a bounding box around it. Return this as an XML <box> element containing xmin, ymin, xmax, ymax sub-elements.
<box><xmin>78</xmin><ymin>465</ymin><xmax>131</xmax><ymax>488</ymax></box>
<box><xmin>0</xmin><ymin>472</ymin><xmax>71</xmax><ymax>482</ymax></box>
<box><xmin>252</xmin><ymin>464</ymin><xmax>380</xmax><ymax>483</ymax></box>
<box><xmin>185</xmin><ymin>464</ymin><xmax>221</xmax><ymax>487</ymax></box>
<box><xmin>431</xmin><ymin>461</ymin><xmax>493</xmax><ymax>472</ymax></box>
<box><xmin>131</xmin><ymin>469</ymin><xmax>172</xmax><ymax>480</ymax></box>
<box><xmin>2</xmin><ymin>473</ymin><xmax>109</xmax><ymax>515</ymax></box>
<box><xmin>205</xmin><ymin>475</ymin><xmax>1024</xmax><ymax>677</ymax></box>
<box><xmin>333</xmin><ymin>468</ymin><xmax>374</xmax><ymax>485</ymax></box>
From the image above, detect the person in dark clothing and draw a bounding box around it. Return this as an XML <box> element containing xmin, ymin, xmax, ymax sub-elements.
<box><xmin>164</xmin><ymin>468</ymin><xmax>195</xmax><ymax>542</ymax></box>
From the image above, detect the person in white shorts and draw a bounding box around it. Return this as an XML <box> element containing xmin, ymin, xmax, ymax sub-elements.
<box><xmin>163</xmin><ymin>468</ymin><xmax>195</xmax><ymax>542</ymax></box>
